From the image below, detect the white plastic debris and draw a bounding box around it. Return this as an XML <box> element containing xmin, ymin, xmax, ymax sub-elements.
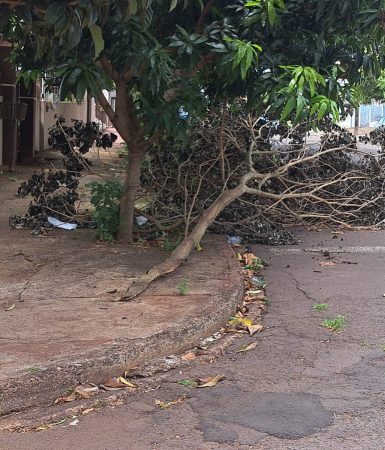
<box><xmin>48</xmin><ymin>216</ymin><xmax>77</xmax><ymax>230</ymax></box>
<box><xmin>68</xmin><ymin>418</ymin><xmax>79</xmax><ymax>426</ymax></box>
<box><xmin>135</xmin><ymin>215</ymin><xmax>148</xmax><ymax>226</ymax></box>
<box><xmin>226</xmin><ymin>235</ymin><xmax>242</xmax><ymax>245</ymax></box>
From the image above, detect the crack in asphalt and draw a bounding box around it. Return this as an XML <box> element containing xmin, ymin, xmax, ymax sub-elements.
<box><xmin>283</xmin><ymin>268</ymin><xmax>317</xmax><ymax>303</ymax></box>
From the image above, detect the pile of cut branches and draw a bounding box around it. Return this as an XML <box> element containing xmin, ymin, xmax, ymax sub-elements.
<box><xmin>138</xmin><ymin>107</ymin><xmax>385</xmax><ymax>245</ymax></box>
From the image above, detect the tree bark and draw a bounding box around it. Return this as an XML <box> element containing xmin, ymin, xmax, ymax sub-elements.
<box><xmin>121</xmin><ymin>180</ymin><xmax>249</xmax><ymax>300</ymax></box>
<box><xmin>117</xmin><ymin>145</ymin><xmax>144</xmax><ymax>242</ymax></box>
<box><xmin>354</xmin><ymin>107</ymin><xmax>359</xmax><ymax>135</ymax></box>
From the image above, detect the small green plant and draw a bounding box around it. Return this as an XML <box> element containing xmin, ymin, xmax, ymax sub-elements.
<box><xmin>8</xmin><ymin>176</ymin><xmax>18</xmax><ymax>182</ymax></box>
<box><xmin>245</xmin><ymin>257</ymin><xmax>265</xmax><ymax>271</ymax></box>
<box><xmin>177</xmin><ymin>279</ymin><xmax>189</xmax><ymax>295</ymax></box>
<box><xmin>178</xmin><ymin>379</ymin><xmax>197</xmax><ymax>388</ymax></box>
<box><xmin>162</xmin><ymin>233</ymin><xmax>182</xmax><ymax>252</ymax></box>
<box><xmin>313</xmin><ymin>303</ymin><xmax>328</xmax><ymax>311</ymax></box>
<box><xmin>321</xmin><ymin>315</ymin><xmax>346</xmax><ymax>331</ymax></box>
<box><xmin>88</xmin><ymin>180</ymin><xmax>123</xmax><ymax>241</ymax></box>
<box><xmin>117</xmin><ymin>144</ymin><xmax>128</xmax><ymax>158</ymax></box>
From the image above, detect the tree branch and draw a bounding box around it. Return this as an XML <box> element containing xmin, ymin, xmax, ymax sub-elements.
<box><xmin>195</xmin><ymin>0</ymin><xmax>216</xmax><ymax>33</ymax></box>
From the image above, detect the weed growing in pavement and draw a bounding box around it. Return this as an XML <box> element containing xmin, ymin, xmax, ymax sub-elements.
<box><xmin>178</xmin><ymin>279</ymin><xmax>189</xmax><ymax>295</ymax></box>
<box><xmin>321</xmin><ymin>315</ymin><xmax>346</xmax><ymax>331</ymax></box>
<box><xmin>313</xmin><ymin>303</ymin><xmax>328</xmax><ymax>311</ymax></box>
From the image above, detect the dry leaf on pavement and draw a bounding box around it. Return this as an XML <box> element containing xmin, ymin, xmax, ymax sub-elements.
<box><xmin>248</xmin><ymin>324</ymin><xmax>264</xmax><ymax>336</ymax></box>
<box><xmin>320</xmin><ymin>261</ymin><xmax>336</xmax><ymax>267</ymax></box>
<box><xmin>35</xmin><ymin>417</ymin><xmax>68</xmax><ymax>431</ymax></box>
<box><xmin>237</xmin><ymin>342</ymin><xmax>258</xmax><ymax>353</ymax></box>
<box><xmin>196</xmin><ymin>374</ymin><xmax>225</xmax><ymax>388</ymax></box>
<box><xmin>228</xmin><ymin>317</ymin><xmax>253</xmax><ymax>328</ymax></box>
<box><xmin>155</xmin><ymin>396</ymin><xmax>186</xmax><ymax>409</ymax></box>
<box><xmin>54</xmin><ymin>390</ymin><xmax>78</xmax><ymax>404</ymax></box>
<box><xmin>101</xmin><ymin>376</ymin><xmax>137</xmax><ymax>390</ymax></box>
<box><xmin>181</xmin><ymin>352</ymin><xmax>196</xmax><ymax>361</ymax></box>
<box><xmin>54</xmin><ymin>384</ymin><xmax>99</xmax><ymax>404</ymax></box>
<box><xmin>5</xmin><ymin>303</ymin><xmax>15</xmax><ymax>311</ymax></box>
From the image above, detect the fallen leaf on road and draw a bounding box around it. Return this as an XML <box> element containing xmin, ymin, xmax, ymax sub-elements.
<box><xmin>181</xmin><ymin>352</ymin><xmax>196</xmax><ymax>361</ymax></box>
<box><xmin>228</xmin><ymin>317</ymin><xmax>253</xmax><ymax>328</ymax></box>
<box><xmin>237</xmin><ymin>342</ymin><xmax>258</xmax><ymax>353</ymax></box>
<box><xmin>248</xmin><ymin>324</ymin><xmax>264</xmax><ymax>336</ymax></box>
<box><xmin>155</xmin><ymin>396</ymin><xmax>186</xmax><ymax>409</ymax></box>
<box><xmin>74</xmin><ymin>385</ymin><xmax>98</xmax><ymax>399</ymax></box>
<box><xmin>54</xmin><ymin>390</ymin><xmax>78</xmax><ymax>404</ymax></box>
<box><xmin>35</xmin><ymin>417</ymin><xmax>68</xmax><ymax>431</ymax></box>
<box><xmin>101</xmin><ymin>376</ymin><xmax>137</xmax><ymax>390</ymax></box>
<box><xmin>243</xmin><ymin>252</ymin><xmax>257</xmax><ymax>266</ymax></box>
<box><xmin>82</xmin><ymin>408</ymin><xmax>94</xmax><ymax>415</ymax></box>
<box><xmin>5</xmin><ymin>303</ymin><xmax>15</xmax><ymax>311</ymax></box>
<box><xmin>54</xmin><ymin>384</ymin><xmax>99</xmax><ymax>404</ymax></box>
<box><xmin>69</xmin><ymin>418</ymin><xmax>79</xmax><ymax>426</ymax></box>
<box><xmin>196</xmin><ymin>374</ymin><xmax>225</xmax><ymax>388</ymax></box>
<box><xmin>320</xmin><ymin>261</ymin><xmax>336</xmax><ymax>267</ymax></box>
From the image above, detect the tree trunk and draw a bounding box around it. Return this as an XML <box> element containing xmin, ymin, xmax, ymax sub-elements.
<box><xmin>121</xmin><ymin>181</ymin><xmax>248</xmax><ymax>300</ymax></box>
<box><xmin>117</xmin><ymin>145</ymin><xmax>144</xmax><ymax>242</ymax></box>
<box><xmin>354</xmin><ymin>107</ymin><xmax>359</xmax><ymax>135</ymax></box>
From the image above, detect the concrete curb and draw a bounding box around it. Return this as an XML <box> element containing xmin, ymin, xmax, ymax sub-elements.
<box><xmin>0</xmin><ymin>237</ymin><xmax>244</xmax><ymax>416</ymax></box>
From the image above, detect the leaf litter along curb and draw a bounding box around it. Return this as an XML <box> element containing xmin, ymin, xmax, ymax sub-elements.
<box><xmin>54</xmin><ymin>376</ymin><xmax>137</xmax><ymax>405</ymax></box>
<box><xmin>11</xmin><ymin>246</ymin><xmax>268</xmax><ymax>432</ymax></box>
<box><xmin>178</xmin><ymin>375</ymin><xmax>225</xmax><ymax>390</ymax></box>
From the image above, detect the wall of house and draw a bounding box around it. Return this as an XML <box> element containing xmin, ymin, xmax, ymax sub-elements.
<box><xmin>0</xmin><ymin>41</ymin><xmax>17</xmax><ymax>168</ymax></box>
<box><xmin>340</xmin><ymin>102</ymin><xmax>385</xmax><ymax>129</ymax></box>
<box><xmin>0</xmin><ymin>95</ymin><xmax>3</xmax><ymax>166</ymax></box>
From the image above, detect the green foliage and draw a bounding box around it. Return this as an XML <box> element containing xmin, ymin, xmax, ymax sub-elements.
<box><xmin>117</xmin><ymin>144</ymin><xmax>129</xmax><ymax>158</ymax></box>
<box><xmin>321</xmin><ymin>315</ymin><xmax>346</xmax><ymax>331</ymax></box>
<box><xmin>88</xmin><ymin>180</ymin><xmax>123</xmax><ymax>241</ymax></box>
<box><xmin>313</xmin><ymin>303</ymin><xmax>328</xmax><ymax>311</ymax></box>
<box><xmin>162</xmin><ymin>233</ymin><xmax>182</xmax><ymax>252</ymax></box>
<box><xmin>245</xmin><ymin>257</ymin><xmax>265</xmax><ymax>271</ymax></box>
<box><xmin>177</xmin><ymin>278</ymin><xmax>189</xmax><ymax>295</ymax></box>
<box><xmin>224</xmin><ymin>37</ymin><xmax>262</xmax><ymax>80</ymax></box>
<box><xmin>3</xmin><ymin>0</ymin><xmax>385</xmax><ymax>131</ymax></box>
<box><xmin>278</xmin><ymin>65</ymin><xmax>340</xmax><ymax>122</ymax></box>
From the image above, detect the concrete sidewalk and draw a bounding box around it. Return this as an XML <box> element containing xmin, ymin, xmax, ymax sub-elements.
<box><xmin>0</xmin><ymin>169</ymin><xmax>244</xmax><ymax>416</ymax></box>
<box><xmin>3</xmin><ymin>228</ymin><xmax>385</xmax><ymax>449</ymax></box>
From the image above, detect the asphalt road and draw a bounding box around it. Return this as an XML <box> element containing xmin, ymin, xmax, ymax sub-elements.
<box><xmin>2</xmin><ymin>229</ymin><xmax>385</xmax><ymax>450</ymax></box>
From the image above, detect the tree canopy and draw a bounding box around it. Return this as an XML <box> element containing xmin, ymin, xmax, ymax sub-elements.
<box><xmin>2</xmin><ymin>0</ymin><xmax>385</xmax><ymax>128</ymax></box>
<box><xmin>2</xmin><ymin>0</ymin><xmax>385</xmax><ymax>243</ymax></box>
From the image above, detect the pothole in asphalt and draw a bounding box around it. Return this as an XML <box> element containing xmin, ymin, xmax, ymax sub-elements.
<box><xmin>192</xmin><ymin>390</ymin><xmax>334</xmax><ymax>442</ymax></box>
